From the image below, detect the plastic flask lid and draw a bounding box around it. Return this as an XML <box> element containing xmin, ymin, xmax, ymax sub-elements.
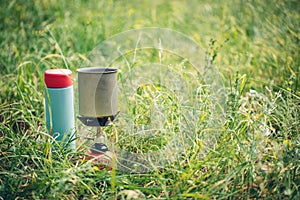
<box><xmin>44</xmin><ymin>69</ymin><xmax>73</xmax><ymax>88</ymax></box>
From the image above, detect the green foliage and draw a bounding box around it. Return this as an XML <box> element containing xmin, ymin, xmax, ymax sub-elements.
<box><xmin>0</xmin><ymin>0</ymin><xmax>299</xmax><ymax>199</ymax></box>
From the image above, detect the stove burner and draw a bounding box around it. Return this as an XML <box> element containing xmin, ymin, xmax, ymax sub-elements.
<box><xmin>78</xmin><ymin>112</ymin><xmax>119</xmax><ymax>126</ymax></box>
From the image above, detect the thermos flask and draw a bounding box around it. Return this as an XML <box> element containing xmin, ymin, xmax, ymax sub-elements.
<box><xmin>44</xmin><ymin>69</ymin><xmax>76</xmax><ymax>150</ymax></box>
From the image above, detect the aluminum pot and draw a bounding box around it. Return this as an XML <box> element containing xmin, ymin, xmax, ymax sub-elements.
<box><xmin>77</xmin><ymin>67</ymin><xmax>118</xmax><ymax>118</ymax></box>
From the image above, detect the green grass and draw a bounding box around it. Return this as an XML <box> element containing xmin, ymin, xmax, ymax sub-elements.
<box><xmin>0</xmin><ymin>0</ymin><xmax>299</xmax><ymax>199</ymax></box>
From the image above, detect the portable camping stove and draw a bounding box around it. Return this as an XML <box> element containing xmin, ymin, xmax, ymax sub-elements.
<box><xmin>77</xmin><ymin>67</ymin><xmax>119</xmax><ymax>168</ymax></box>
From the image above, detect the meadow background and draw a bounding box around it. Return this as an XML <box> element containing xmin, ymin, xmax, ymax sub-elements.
<box><xmin>0</xmin><ymin>0</ymin><xmax>299</xmax><ymax>199</ymax></box>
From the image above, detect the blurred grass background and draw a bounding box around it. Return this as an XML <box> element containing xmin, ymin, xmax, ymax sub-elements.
<box><xmin>0</xmin><ymin>0</ymin><xmax>299</xmax><ymax>199</ymax></box>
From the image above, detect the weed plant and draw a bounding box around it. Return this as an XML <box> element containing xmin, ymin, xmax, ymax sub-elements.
<box><xmin>0</xmin><ymin>0</ymin><xmax>299</xmax><ymax>199</ymax></box>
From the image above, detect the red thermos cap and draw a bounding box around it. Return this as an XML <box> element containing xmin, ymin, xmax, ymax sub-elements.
<box><xmin>44</xmin><ymin>69</ymin><xmax>73</xmax><ymax>88</ymax></box>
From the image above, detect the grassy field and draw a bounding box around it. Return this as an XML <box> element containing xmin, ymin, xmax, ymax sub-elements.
<box><xmin>0</xmin><ymin>0</ymin><xmax>299</xmax><ymax>199</ymax></box>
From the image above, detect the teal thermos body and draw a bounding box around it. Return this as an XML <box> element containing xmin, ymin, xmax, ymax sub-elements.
<box><xmin>44</xmin><ymin>69</ymin><xmax>76</xmax><ymax>150</ymax></box>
